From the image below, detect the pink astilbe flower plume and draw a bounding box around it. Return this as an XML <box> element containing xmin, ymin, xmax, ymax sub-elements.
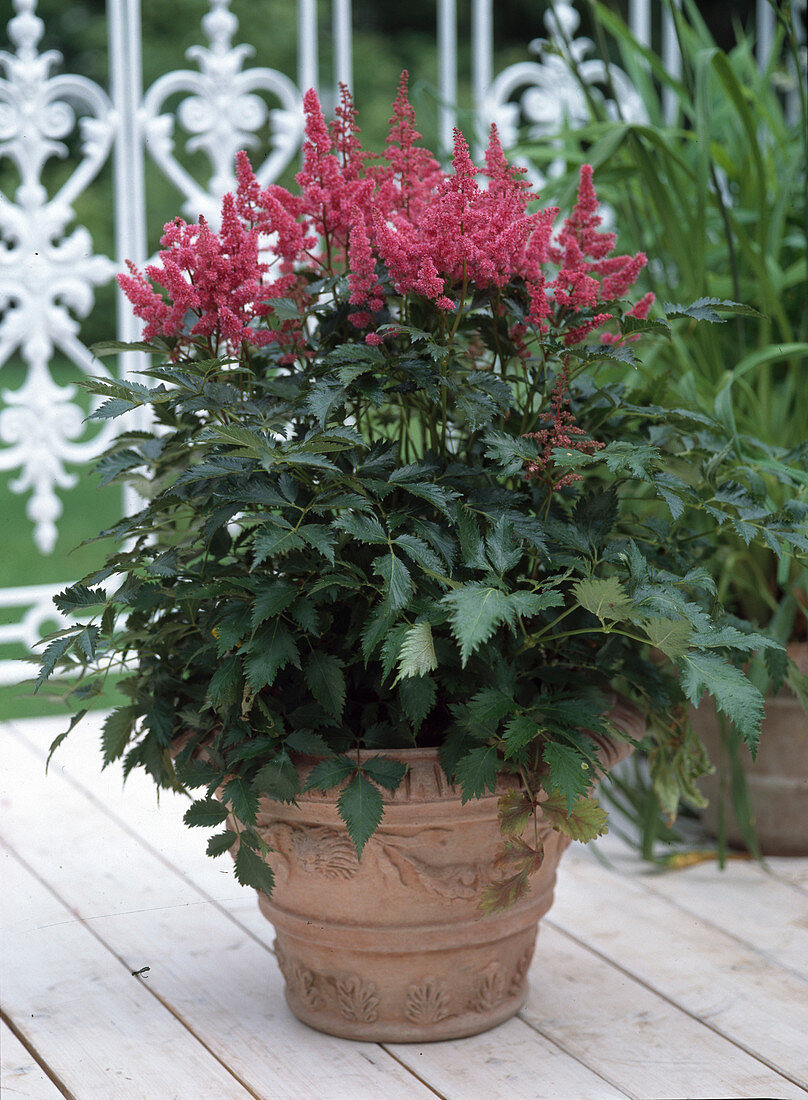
<box><xmin>118</xmin><ymin>77</ymin><xmax>653</xmax><ymax>372</ymax></box>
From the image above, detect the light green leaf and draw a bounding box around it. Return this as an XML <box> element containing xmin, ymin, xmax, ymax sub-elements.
<box><xmin>395</xmin><ymin>621</ymin><xmax>438</xmax><ymax>681</ymax></box>
<box><xmin>644</xmin><ymin>617</ymin><xmax>692</xmax><ymax>659</ymax></box>
<box><xmin>574</xmin><ymin>577</ymin><xmax>634</xmax><ymax>622</ymax></box>
<box><xmin>540</xmin><ymin>790</ymin><xmax>608</xmax><ymax>842</ymax></box>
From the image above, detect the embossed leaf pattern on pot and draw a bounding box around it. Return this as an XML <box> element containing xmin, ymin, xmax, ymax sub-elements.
<box><xmin>405</xmin><ymin>978</ymin><xmax>451</xmax><ymax>1024</ymax></box>
<box><xmin>336</xmin><ymin>976</ymin><xmax>380</xmax><ymax>1023</ymax></box>
<box><xmin>468</xmin><ymin>962</ymin><xmax>506</xmax><ymax>1013</ymax></box>
<box><xmin>270</xmin><ymin>822</ymin><xmax>358</xmax><ymax>880</ymax></box>
<box><xmin>508</xmin><ymin>945</ymin><xmax>536</xmax><ymax>996</ymax></box>
<box><xmin>295</xmin><ymin>965</ymin><xmax>326</xmax><ymax>1010</ymax></box>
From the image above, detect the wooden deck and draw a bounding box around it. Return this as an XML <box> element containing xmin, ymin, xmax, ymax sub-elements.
<box><xmin>2</xmin><ymin>714</ymin><xmax>807</xmax><ymax>1100</ymax></box>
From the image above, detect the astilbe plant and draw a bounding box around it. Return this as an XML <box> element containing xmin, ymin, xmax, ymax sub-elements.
<box><xmin>38</xmin><ymin>77</ymin><xmax>808</xmax><ymax>910</ymax></box>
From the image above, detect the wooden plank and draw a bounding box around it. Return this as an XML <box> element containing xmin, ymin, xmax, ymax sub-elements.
<box><xmin>385</xmin><ymin>1016</ymin><xmax>630</xmax><ymax>1100</ymax></box>
<box><xmin>0</xmin><ymin>1020</ymin><xmax>66</xmax><ymax>1100</ymax></box>
<box><xmin>520</xmin><ymin>924</ymin><xmax>808</xmax><ymax>1100</ymax></box>
<box><xmin>0</xmin><ymin>851</ymin><xmax>256</xmax><ymax>1100</ymax></box>
<box><xmin>766</xmin><ymin>857</ymin><xmax>808</xmax><ymax>895</ymax></box>
<box><xmin>8</xmin><ymin>715</ymin><xmax>237</xmax><ymax>906</ymax></box>
<box><xmin>551</xmin><ymin>845</ymin><xmax>808</xmax><ymax>1088</ymax></box>
<box><xmin>589</xmin><ymin>833</ymin><xmax>808</xmax><ymax>983</ymax></box>
<box><xmin>0</xmin><ymin>726</ymin><xmax>440</xmax><ymax>1100</ymax></box>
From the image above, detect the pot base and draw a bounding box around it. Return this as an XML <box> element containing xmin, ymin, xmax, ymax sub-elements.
<box><xmin>267</xmin><ymin>910</ymin><xmax>538</xmax><ymax>1042</ymax></box>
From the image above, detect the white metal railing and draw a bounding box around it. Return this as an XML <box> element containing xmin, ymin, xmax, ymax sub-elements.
<box><xmin>0</xmin><ymin>0</ymin><xmax>804</xmax><ymax>690</ymax></box>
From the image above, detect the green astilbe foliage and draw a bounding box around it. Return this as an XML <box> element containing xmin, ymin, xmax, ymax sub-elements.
<box><xmin>35</xmin><ymin>86</ymin><xmax>807</xmax><ymax>904</ymax></box>
<box><xmin>525</xmin><ymin>0</ymin><xmax>808</xmax><ymax>632</ymax></box>
<box><xmin>519</xmin><ymin>0</ymin><xmax>808</xmax><ymax>861</ymax></box>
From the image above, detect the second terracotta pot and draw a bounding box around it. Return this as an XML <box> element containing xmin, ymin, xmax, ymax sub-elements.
<box><xmin>695</xmin><ymin>643</ymin><xmax>808</xmax><ymax>856</ymax></box>
<box><xmin>242</xmin><ymin>699</ymin><xmax>641</xmax><ymax>1042</ymax></box>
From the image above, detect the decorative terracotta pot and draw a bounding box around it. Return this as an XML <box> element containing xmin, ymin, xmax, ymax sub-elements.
<box><xmin>695</xmin><ymin>643</ymin><xmax>808</xmax><ymax>856</ymax></box>
<box><xmin>244</xmin><ymin>699</ymin><xmax>641</xmax><ymax>1042</ymax></box>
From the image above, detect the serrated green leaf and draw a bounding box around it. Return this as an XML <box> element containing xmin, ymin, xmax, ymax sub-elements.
<box><xmin>468</xmin><ymin>688</ymin><xmax>517</xmax><ymax>732</ymax></box>
<box><xmin>485</xmin><ymin>515</ymin><xmax>522</xmax><ymax>574</ymax></box>
<box><xmin>540</xmin><ymin>790</ymin><xmax>608</xmax><ymax>842</ymax></box>
<box><xmin>361</xmin><ymin>756</ymin><xmax>407</xmax><ymax>792</ymax></box>
<box><xmin>184</xmin><ymin>798</ymin><xmax>229</xmax><ymax>827</ymax></box>
<box><xmin>393</xmin><ymin>534</ymin><xmax>446</xmax><ymax>579</ymax></box>
<box><xmin>251</xmin><ymin>580</ymin><xmax>297</xmax><ymax>629</ymax></box>
<box><xmin>207</xmin><ymin>654</ymin><xmax>242</xmax><ymax>708</ymax></box>
<box><xmin>45</xmin><ymin>710</ymin><xmax>88</xmax><ymax>769</ymax></box>
<box><xmin>372</xmin><ymin>552</ymin><xmax>413</xmax><ymax>611</ymax></box>
<box><xmin>35</xmin><ymin>634</ymin><xmax>77</xmax><ymax>691</ymax></box>
<box><xmin>253</xmin><ymin>753</ymin><xmax>301</xmax><ymax>802</ymax></box>
<box><xmin>285</xmin><ymin>729</ymin><xmax>331</xmax><ymax>755</ymax></box>
<box><xmin>338</xmin><ymin>772</ymin><xmax>384</xmax><ymax>857</ymax></box>
<box><xmin>252</xmin><ymin>520</ymin><xmax>304</xmax><ymax>566</ymax></box>
<box><xmin>509</xmin><ymin>589</ymin><xmax>564</xmax><ymax>619</ymax></box>
<box><xmin>223</xmin><ymin>776</ymin><xmax>259</xmax><ymax>824</ymax></box>
<box><xmin>454</xmin><ymin>744</ymin><xmax>499</xmax><ymax>803</ymax></box>
<box><xmin>574</xmin><ymin>577</ymin><xmax>634</xmax><ymax>622</ymax></box>
<box><xmin>333</xmin><ymin>512</ymin><xmax>388</xmax><ymax>544</ymax></box>
<box><xmin>484</xmin><ymin>431</ymin><xmax>539</xmax><ymax>476</ymax></box>
<box><xmin>441</xmin><ymin>584</ymin><xmax>514</xmax><ymax>666</ymax></box>
<box><xmin>502</xmin><ymin>713</ymin><xmax>539</xmax><ymax>759</ymax></box>
<box><xmin>397</xmin><ymin>674</ymin><xmax>436</xmax><ymax>730</ymax></box>
<box><xmin>542</xmin><ymin>743</ymin><xmax>593</xmax><ymax>813</ymax></box>
<box><xmin>207</xmin><ymin>830</ymin><xmax>237</xmax><ymax>857</ymax></box>
<box><xmin>679</xmin><ymin>651</ymin><xmax>764</xmax><ymax>753</ymax></box>
<box><xmin>234</xmin><ymin>843</ymin><xmax>276</xmax><ymax>896</ymax></box>
<box><xmin>644</xmin><ymin>617</ymin><xmax>692</xmax><ymax>659</ymax></box>
<box><xmin>455</xmin><ymin>505</ymin><xmax>487</xmax><ymax>569</ymax></box>
<box><xmin>361</xmin><ymin>604</ymin><xmax>398</xmax><ymax>662</ymax></box>
<box><xmin>303</xmin><ymin>755</ymin><xmax>357</xmax><ymax>792</ymax></box>
<box><xmin>53</xmin><ymin>584</ymin><xmax>107</xmax><ymax>613</ymax></box>
<box><xmin>101</xmin><ymin>705</ymin><xmax>139</xmax><ymax>766</ymax></box>
<box><xmin>244</xmin><ymin>624</ymin><xmax>300</xmax><ymax>691</ymax></box>
<box><xmin>299</xmin><ymin>524</ymin><xmax>336</xmax><ymax>563</ymax></box>
<box><xmin>395</xmin><ymin>621</ymin><xmax>437</xmax><ymax>681</ymax></box>
<box><xmin>303</xmin><ymin>651</ymin><xmax>346</xmax><ymax>719</ymax></box>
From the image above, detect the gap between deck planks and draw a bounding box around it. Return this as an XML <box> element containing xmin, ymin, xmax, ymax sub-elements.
<box><xmin>4</xmin><ymin>715</ymin><xmax>808</xmax><ymax>1099</ymax></box>
<box><xmin>1</xmin><ymin>1017</ymin><xmax>66</xmax><ymax>1100</ymax></box>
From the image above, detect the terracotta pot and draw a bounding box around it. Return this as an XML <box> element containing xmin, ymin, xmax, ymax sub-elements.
<box><xmin>694</xmin><ymin>643</ymin><xmax>808</xmax><ymax>856</ymax></box>
<box><xmin>240</xmin><ymin>699</ymin><xmax>641</xmax><ymax>1042</ymax></box>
